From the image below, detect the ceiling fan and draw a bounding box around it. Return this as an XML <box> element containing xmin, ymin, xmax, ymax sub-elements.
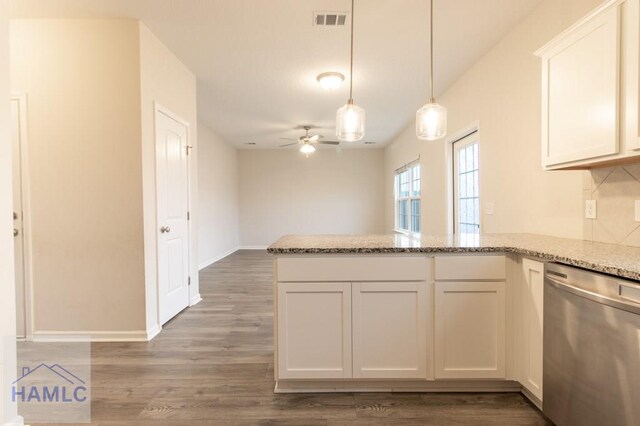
<box><xmin>279</xmin><ymin>126</ymin><xmax>340</xmax><ymax>149</ymax></box>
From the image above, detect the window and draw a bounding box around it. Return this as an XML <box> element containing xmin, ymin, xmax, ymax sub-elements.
<box><xmin>453</xmin><ymin>134</ymin><xmax>480</xmax><ymax>235</ymax></box>
<box><xmin>394</xmin><ymin>161</ymin><xmax>420</xmax><ymax>234</ymax></box>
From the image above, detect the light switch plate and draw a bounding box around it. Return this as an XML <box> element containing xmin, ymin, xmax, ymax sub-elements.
<box><xmin>485</xmin><ymin>202</ymin><xmax>494</xmax><ymax>215</ymax></box>
<box><xmin>585</xmin><ymin>200</ymin><xmax>597</xmax><ymax>219</ymax></box>
<box><xmin>635</xmin><ymin>200</ymin><xmax>640</xmax><ymax>222</ymax></box>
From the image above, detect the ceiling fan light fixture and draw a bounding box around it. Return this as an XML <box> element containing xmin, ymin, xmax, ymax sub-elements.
<box><xmin>317</xmin><ymin>72</ymin><xmax>345</xmax><ymax>90</ymax></box>
<box><xmin>300</xmin><ymin>143</ymin><xmax>316</xmax><ymax>156</ymax></box>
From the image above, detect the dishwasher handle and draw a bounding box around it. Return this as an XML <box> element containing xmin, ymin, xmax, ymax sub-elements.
<box><xmin>546</xmin><ymin>275</ymin><xmax>640</xmax><ymax>316</ymax></box>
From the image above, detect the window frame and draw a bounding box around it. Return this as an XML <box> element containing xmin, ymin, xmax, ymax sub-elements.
<box><xmin>394</xmin><ymin>160</ymin><xmax>421</xmax><ymax>235</ymax></box>
<box><xmin>452</xmin><ymin>132</ymin><xmax>481</xmax><ymax>235</ymax></box>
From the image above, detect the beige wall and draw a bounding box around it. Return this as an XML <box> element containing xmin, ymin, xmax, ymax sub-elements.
<box><xmin>385</xmin><ymin>0</ymin><xmax>602</xmax><ymax>239</ymax></box>
<box><xmin>138</xmin><ymin>22</ymin><xmax>199</xmax><ymax>332</ymax></box>
<box><xmin>10</xmin><ymin>20</ymin><xmax>146</xmax><ymax>334</ymax></box>
<box><xmin>239</xmin><ymin>149</ymin><xmax>386</xmax><ymax>247</ymax></box>
<box><xmin>1</xmin><ymin>8</ymin><xmax>19</xmax><ymax>423</ymax></box>
<box><xmin>9</xmin><ymin>20</ymin><xmax>199</xmax><ymax>339</ymax></box>
<box><xmin>197</xmin><ymin>123</ymin><xmax>239</xmax><ymax>268</ymax></box>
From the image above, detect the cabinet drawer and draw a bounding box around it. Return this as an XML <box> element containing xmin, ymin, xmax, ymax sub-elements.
<box><xmin>276</xmin><ymin>256</ymin><xmax>429</xmax><ymax>282</ymax></box>
<box><xmin>434</xmin><ymin>255</ymin><xmax>506</xmax><ymax>281</ymax></box>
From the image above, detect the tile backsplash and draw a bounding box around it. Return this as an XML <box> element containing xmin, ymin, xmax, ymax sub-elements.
<box><xmin>584</xmin><ymin>164</ymin><xmax>640</xmax><ymax>247</ymax></box>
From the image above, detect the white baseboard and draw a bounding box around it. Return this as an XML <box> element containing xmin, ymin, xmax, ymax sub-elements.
<box><xmin>146</xmin><ymin>324</ymin><xmax>162</xmax><ymax>341</ymax></box>
<box><xmin>275</xmin><ymin>379</ymin><xmax>523</xmax><ymax>393</ymax></box>
<box><xmin>198</xmin><ymin>247</ymin><xmax>239</xmax><ymax>270</ymax></box>
<box><xmin>32</xmin><ymin>330</ymin><xmax>150</xmax><ymax>342</ymax></box>
<box><xmin>238</xmin><ymin>245</ymin><xmax>269</xmax><ymax>250</ymax></box>
<box><xmin>190</xmin><ymin>293</ymin><xmax>203</xmax><ymax>306</ymax></box>
<box><xmin>520</xmin><ymin>386</ymin><xmax>542</xmax><ymax>410</ymax></box>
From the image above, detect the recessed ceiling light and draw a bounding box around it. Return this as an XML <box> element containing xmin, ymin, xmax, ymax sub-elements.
<box><xmin>316</xmin><ymin>72</ymin><xmax>345</xmax><ymax>90</ymax></box>
<box><xmin>364</xmin><ymin>141</ymin><xmax>376</xmax><ymax>145</ymax></box>
<box><xmin>244</xmin><ymin>142</ymin><xmax>256</xmax><ymax>145</ymax></box>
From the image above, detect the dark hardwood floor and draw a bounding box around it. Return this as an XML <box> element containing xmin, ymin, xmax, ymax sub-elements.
<box><xmin>36</xmin><ymin>250</ymin><xmax>550</xmax><ymax>425</ymax></box>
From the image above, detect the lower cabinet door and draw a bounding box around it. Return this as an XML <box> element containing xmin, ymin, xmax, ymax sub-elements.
<box><xmin>434</xmin><ymin>281</ymin><xmax>506</xmax><ymax>379</ymax></box>
<box><xmin>277</xmin><ymin>282</ymin><xmax>352</xmax><ymax>379</ymax></box>
<box><xmin>520</xmin><ymin>259</ymin><xmax>544</xmax><ymax>401</ymax></box>
<box><xmin>352</xmin><ymin>282</ymin><xmax>427</xmax><ymax>379</ymax></box>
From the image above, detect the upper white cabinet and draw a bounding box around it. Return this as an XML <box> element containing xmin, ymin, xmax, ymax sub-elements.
<box><xmin>536</xmin><ymin>0</ymin><xmax>640</xmax><ymax>169</ymax></box>
<box><xmin>624</xmin><ymin>0</ymin><xmax>640</xmax><ymax>152</ymax></box>
<box><xmin>352</xmin><ymin>282</ymin><xmax>428</xmax><ymax>379</ymax></box>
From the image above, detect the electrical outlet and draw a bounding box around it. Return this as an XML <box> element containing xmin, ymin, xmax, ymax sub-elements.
<box><xmin>635</xmin><ymin>200</ymin><xmax>640</xmax><ymax>222</ymax></box>
<box><xmin>585</xmin><ymin>200</ymin><xmax>597</xmax><ymax>219</ymax></box>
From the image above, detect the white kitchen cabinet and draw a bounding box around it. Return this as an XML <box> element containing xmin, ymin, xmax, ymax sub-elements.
<box><xmin>536</xmin><ymin>1</ymin><xmax>620</xmax><ymax>168</ymax></box>
<box><xmin>277</xmin><ymin>282</ymin><xmax>352</xmax><ymax>379</ymax></box>
<box><xmin>435</xmin><ymin>255</ymin><xmax>506</xmax><ymax>281</ymax></box>
<box><xmin>434</xmin><ymin>281</ymin><xmax>506</xmax><ymax>379</ymax></box>
<box><xmin>623</xmin><ymin>0</ymin><xmax>640</xmax><ymax>151</ymax></box>
<box><xmin>352</xmin><ymin>282</ymin><xmax>428</xmax><ymax>379</ymax></box>
<box><xmin>535</xmin><ymin>0</ymin><xmax>640</xmax><ymax>169</ymax></box>
<box><xmin>518</xmin><ymin>259</ymin><xmax>544</xmax><ymax>401</ymax></box>
<box><xmin>277</xmin><ymin>256</ymin><xmax>427</xmax><ymax>282</ymax></box>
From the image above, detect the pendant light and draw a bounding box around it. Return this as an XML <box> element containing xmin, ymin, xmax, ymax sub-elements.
<box><xmin>336</xmin><ymin>0</ymin><xmax>365</xmax><ymax>142</ymax></box>
<box><xmin>416</xmin><ymin>0</ymin><xmax>447</xmax><ymax>140</ymax></box>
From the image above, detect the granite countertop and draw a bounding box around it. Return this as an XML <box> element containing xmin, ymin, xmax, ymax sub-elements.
<box><xmin>267</xmin><ymin>233</ymin><xmax>640</xmax><ymax>281</ymax></box>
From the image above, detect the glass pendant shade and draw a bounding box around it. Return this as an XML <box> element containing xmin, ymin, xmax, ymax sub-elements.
<box><xmin>416</xmin><ymin>102</ymin><xmax>447</xmax><ymax>140</ymax></box>
<box><xmin>300</xmin><ymin>143</ymin><xmax>316</xmax><ymax>156</ymax></box>
<box><xmin>336</xmin><ymin>101</ymin><xmax>365</xmax><ymax>142</ymax></box>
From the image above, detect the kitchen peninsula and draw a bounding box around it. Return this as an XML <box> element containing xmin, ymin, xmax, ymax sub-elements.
<box><xmin>267</xmin><ymin>233</ymin><xmax>640</xmax><ymax>407</ymax></box>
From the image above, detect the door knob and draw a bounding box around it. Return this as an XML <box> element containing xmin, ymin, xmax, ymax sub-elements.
<box><xmin>14</xmin><ymin>228</ymin><xmax>18</xmax><ymax>237</ymax></box>
<box><xmin>160</xmin><ymin>226</ymin><xmax>171</xmax><ymax>233</ymax></box>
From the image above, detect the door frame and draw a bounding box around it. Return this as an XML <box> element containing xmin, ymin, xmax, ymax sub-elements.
<box><xmin>11</xmin><ymin>92</ymin><xmax>34</xmax><ymax>341</ymax></box>
<box><xmin>153</xmin><ymin>103</ymin><xmax>194</xmax><ymax>328</ymax></box>
<box><xmin>446</xmin><ymin>122</ymin><xmax>481</xmax><ymax>235</ymax></box>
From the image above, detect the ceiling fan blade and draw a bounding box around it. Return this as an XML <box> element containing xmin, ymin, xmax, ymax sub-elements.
<box><xmin>308</xmin><ymin>135</ymin><xmax>323</xmax><ymax>142</ymax></box>
<box><xmin>319</xmin><ymin>141</ymin><xmax>340</xmax><ymax>145</ymax></box>
<box><xmin>279</xmin><ymin>137</ymin><xmax>299</xmax><ymax>141</ymax></box>
<box><xmin>279</xmin><ymin>142</ymin><xmax>298</xmax><ymax>147</ymax></box>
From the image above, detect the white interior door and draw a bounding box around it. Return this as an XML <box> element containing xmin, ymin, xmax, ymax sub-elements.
<box><xmin>155</xmin><ymin>109</ymin><xmax>190</xmax><ymax>325</ymax></box>
<box><xmin>11</xmin><ymin>99</ymin><xmax>26</xmax><ymax>339</ymax></box>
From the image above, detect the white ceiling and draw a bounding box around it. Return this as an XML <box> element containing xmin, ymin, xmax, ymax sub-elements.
<box><xmin>9</xmin><ymin>0</ymin><xmax>542</xmax><ymax>148</ymax></box>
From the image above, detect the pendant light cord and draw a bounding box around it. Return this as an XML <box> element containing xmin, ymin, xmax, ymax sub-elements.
<box><xmin>349</xmin><ymin>0</ymin><xmax>355</xmax><ymax>102</ymax></box>
<box><xmin>429</xmin><ymin>0</ymin><xmax>435</xmax><ymax>103</ymax></box>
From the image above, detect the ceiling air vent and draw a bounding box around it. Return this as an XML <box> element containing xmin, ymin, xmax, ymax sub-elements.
<box><xmin>314</xmin><ymin>12</ymin><xmax>348</xmax><ymax>27</ymax></box>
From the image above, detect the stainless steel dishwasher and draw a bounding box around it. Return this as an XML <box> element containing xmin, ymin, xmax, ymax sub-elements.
<box><xmin>544</xmin><ymin>263</ymin><xmax>640</xmax><ymax>426</ymax></box>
